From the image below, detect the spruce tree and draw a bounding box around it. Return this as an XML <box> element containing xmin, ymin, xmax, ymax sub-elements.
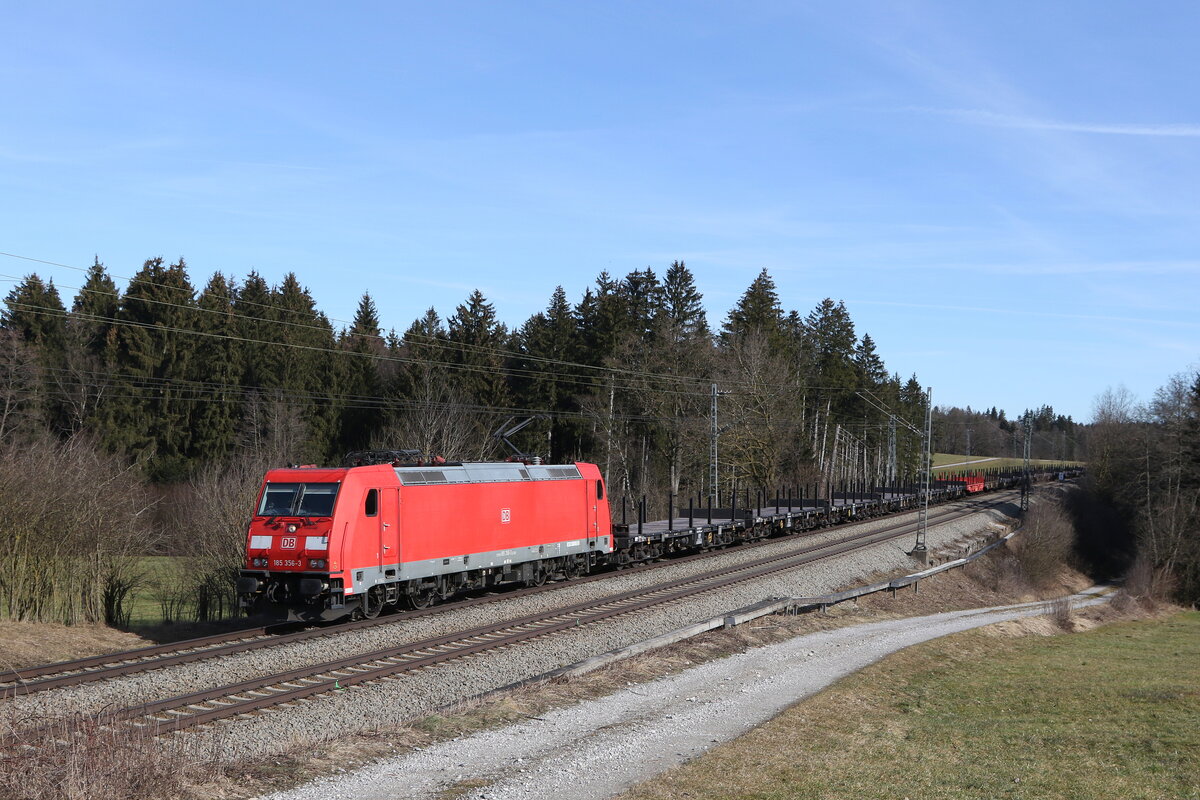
<box><xmin>620</xmin><ymin>268</ymin><xmax>662</xmax><ymax>342</ymax></box>
<box><xmin>105</xmin><ymin>257</ymin><xmax>197</xmax><ymax>478</ymax></box>
<box><xmin>854</xmin><ymin>333</ymin><xmax>887</xmax><ymax>388</ymax></box>
<box><xmin>189</xmin><ymin>273</ymin><xmax>243</xmax><ymax>463</ymax></box>
<box><xmin>2</xmin><ymin>273</ymin><xmax>67</xmax><ymax>356</ymax></box>
<box><xmin>661</xmin><ymin>260</ymin><xmax>709</xmax><ymax>341</ymax></box>
<box><xmin>71</xmin><ymin>257</ymin><xmax>120</xmax><ymax>358</ymax></box>
<box><xmin>235</xmin><ymin>271</ymin><xmax>277</xmax><ymax>390</ymax></box>
<box><xmin>447</xmin><ymin>289</ymin><xmax>509</xmax><ymax>409</ymax></box>
<box><xmin>272</xmin><ymin>273</ymin><xmax>340</xmax><ymax>462</ymax></box>
<box><xmin>576</xmin><ymin>272</ymin><xmax>630</xmax><ymax>369</ymax></box>
<box><xmin>339</xmin><ymin>292</ymin><xmax>385</xmax><ymax>452</ymax></box>
<box><xmin>2</xmin><ymin>274</ymin><xmax>69</xmax><ymax>432</ymax></box>
<box><xmin>514</xmin><ymin>286</ymin><xmax>582</xmax><ymax>460</ymax></box>
<box><xmin>805</xmin><ymin>299</ymin><xmax>859</xmax><ymax>416</ymax></box>
<box><xmin>721</xmin><ymin>269</ymin><xmax>783</xmax><ymax>343</ymax></box>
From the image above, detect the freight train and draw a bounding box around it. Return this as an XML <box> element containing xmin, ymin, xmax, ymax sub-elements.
<box><xmin>236</xmin><ymin>451</ymin><xmax>1071</xmax><ymax>623</ymax></box>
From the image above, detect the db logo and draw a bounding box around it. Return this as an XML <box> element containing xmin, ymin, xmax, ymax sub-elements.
<box><xmin>500</xmin><ymin>508</ymin><xmax>511</xmax><ymax>524</ymax></box>
<box><xmin>281</xmin><ymin>537</ymin><xmax>297</xmax><ymax>549</ymax></box>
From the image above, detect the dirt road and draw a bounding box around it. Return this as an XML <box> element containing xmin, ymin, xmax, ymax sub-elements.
<box><xmin>262</xmin><ymin>588</ymin><xmax>1108</xmax><ymax>800</ymax></box>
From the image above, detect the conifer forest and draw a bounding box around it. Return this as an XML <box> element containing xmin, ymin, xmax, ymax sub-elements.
<box><xmin>0</xmin><ymin>257</ymin><xmax>1088</xmax><ymax>624</ymax></box>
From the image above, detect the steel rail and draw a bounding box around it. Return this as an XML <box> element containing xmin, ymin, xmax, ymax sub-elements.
<box><xmin>102</xmin><ymin>496</ymin><xmax>1013</xmax><ymax>732</ymax></box>
<box><xmin>0</xmin><ymin>492</ymin><xmax>1012</xmax><ymax>699</ymax></box>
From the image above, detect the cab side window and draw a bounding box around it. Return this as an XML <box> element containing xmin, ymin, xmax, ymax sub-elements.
<box><xmin>365</xmin><ymin>488</ymin><xmax>379</xmax><ymax>517</ymax></box>
<box><xmin>596</xmin><ymin>480</ymin><xmax>604</xmax><ymax>500</ymax></box>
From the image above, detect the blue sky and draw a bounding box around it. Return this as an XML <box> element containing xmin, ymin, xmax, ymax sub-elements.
<box><xmin>2</xmin><ymin>1</ymin><xmax>1197</xmax><ymax>421</ymax></box>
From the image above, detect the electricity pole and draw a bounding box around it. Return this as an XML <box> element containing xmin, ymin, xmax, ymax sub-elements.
<box><xmin>887</xmin><ymin>416</ymin><xmax>897</xmax><ymax>484</ymax></box>
<box><xmin>915</xmin><ymin>388</ymin><xmax>933</xmax><ymax>559</ymax></box>
<box><xmin>1021</xmin><ymin>419</ymin><xmax>1032</xmax><ymax>512</ymax></box>
<box><xmin>709</xmin><ymin>384</ymin><xmax>732</xmax><ymax>502</ymax></box>
<box><xmin>857</xmin><ymin>387</ymin><xmax>933</xmax><ymax>561</ymax></box>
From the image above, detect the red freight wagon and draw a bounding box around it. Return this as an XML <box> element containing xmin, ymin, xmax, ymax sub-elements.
<box><xmin>237</xmin><ymin>460</ymin><xmax>612</xmax><ymax>622</ymax></box>
<box><xmin>937</xmin><ymin>473</ymin><xmax>985</xmax><ymax>494</ymax></box>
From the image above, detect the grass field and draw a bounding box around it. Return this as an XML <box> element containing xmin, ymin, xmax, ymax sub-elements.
<box><xmin>126</xmin><ymin>556</ymin><xmax>188</xmax><ymax>626</ymax></box>
<box><xmin>933</xmin><ymin>452</ymin><xmax>1084</xmax><ymax>472</ymax></box>
<box><xmin>622</xmin><ymin>611</ymin><xmax>1200</xmax><ymax>800</ymax></box>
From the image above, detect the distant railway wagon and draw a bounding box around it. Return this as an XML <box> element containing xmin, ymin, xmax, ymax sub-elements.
<box><xmin>937</xmin><ymin>473</ymin><xmax>986</xmax><ymax>493</ymax></box>
<box><xmin>238</xmin><ymin>451</ymin><xmax>1082</xmax><ymax>623</ymax></box>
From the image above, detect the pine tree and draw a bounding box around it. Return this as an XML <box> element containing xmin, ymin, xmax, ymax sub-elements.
<box><xmin>576</xmin><ymin>272</ymin><xmax>631</xmax><ymax>368</ymax></box>
<box><xmin>105</xmin><ymin>257</ymin><xmax>197</xmax><ymax>478</ymax></box>
<box><xmin>2</xmin><ymin>273</ymin><xmax>67</xmax><ymax>356</ymax></box>
<box><xmin>234</xmin><ymin>271</ymin><xmax>277</xmax><ymax>390</ymax></box>
<box><xmin>514</xmin><ymin>286</ymin><xmax>582</xmax><ymax>460</ymax></box>
<box><xmin>339</xmin><ymin>292</ymin><xmax>385</xmax><ymax>452</ymax></box>
<box><xmin>620</xmin><ymin>268</ymin><xmax>663</xmax><ymax>342</ymax></box>
<box><xmin>806</xmin><ymin>298</ymin><xmax>859</xmax><ymax>421</ymax></box>
<box><xmin>661</xmin><ymin>260</ymin><xmax>709</xmax><ymax>341</ymax></box>
<box><xmin>71</xmin><ymin>257</ymin><xmax>120</xmax><ymax>358</ymax></box>
<box><xmin>447</xmin><ymin>289</ymin><xmax>509</xmax><ymax>409</ymax></box>
<box><xmin>188</xmin><ymin>273</ymin><xmax>243</xmax><ymax>462</ymax></box>
<box><xmin>721</xmin><ymin>269</ymin><xmax>783</xmax><ymax>342</ymax></box>
<box><xmin>389</xmin><ymin>307</ymin><xmax>448</xmax><ymax>424</ymax></box>
<box><xmin>50</xmin><ymin>259</ymin><xmax>123</xmax><ymax>435</ymax></box>
<box><xmin>2</xmin><ymin>274</ymin><xmax>69</xmax><ymax>432</ymax></box>
<box><xmin>854</xmin><ymin>333</ymin><xmax>887</xmax><ymax>388</ymax></box>
<box><xmin>272</xmin><ymin>273</ymin><xmax>340</xmax><ymax>462</ymax></box>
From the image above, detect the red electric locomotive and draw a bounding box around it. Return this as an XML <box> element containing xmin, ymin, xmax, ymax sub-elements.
<box><xmin>237</xmin><ymin>454</ymin><xmax>612</xmax><ymax>622</ymax></box>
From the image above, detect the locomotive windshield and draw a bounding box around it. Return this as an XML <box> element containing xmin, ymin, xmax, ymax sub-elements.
<box><xmin>258</xmin><ymin>483</ymin><xmax>340</xmax><ymax>517</ymax></box>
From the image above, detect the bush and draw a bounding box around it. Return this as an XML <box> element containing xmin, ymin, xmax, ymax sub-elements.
<box><xmin>1013</xmin><ymin>500</ymin><xmax>1076</xmax><ymax>588</ymax></box>
<box><xmin>1</xmin><ymin>712</ymin><xmax>222</xmax><ymax>800</ymax></box>
<box><xmin>0</xmin><ymin>435</ymin><xmax>159</xmax><ymax>625</ymax></box>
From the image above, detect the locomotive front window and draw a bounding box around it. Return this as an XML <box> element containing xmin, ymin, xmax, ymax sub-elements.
<box><xmin>257</xmin><ymin>483</ymin><xmax>340</xmax><ymax>517</ymax></box>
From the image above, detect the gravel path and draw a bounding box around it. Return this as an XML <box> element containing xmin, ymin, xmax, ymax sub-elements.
<box><xmin>6</xmin><ymin>497</ymin><xmax>1017</xmax><ymax>754</ymax></box>
<box><xmin>261</xmin><ymin>588</ymin><xmax>1110</xmax><ymax>800</ymax></box>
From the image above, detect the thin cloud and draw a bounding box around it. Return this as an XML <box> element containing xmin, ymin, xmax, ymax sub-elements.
<box><xmin>926</xmin><ymin>108</ymin><xmax>1200</xmax><ymax>137</ymax></box>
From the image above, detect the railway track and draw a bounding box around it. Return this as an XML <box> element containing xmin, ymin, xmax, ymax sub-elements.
<box><xmin>0</xmin><ymin>493</ymin><xmax>1013</xmax><ymax>701</ymax></box>
<box><xmin>71</xmin><ymin>495</ymin><xmax>1013</xmax><ymax>733</ymax></box>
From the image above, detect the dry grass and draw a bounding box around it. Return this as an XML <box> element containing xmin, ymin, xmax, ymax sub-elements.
<box><xmin>0</xmin><ymin>713</ymin><xmax>226</xmax><ymax>800</ymax></box>
<box><xmin>1047</xmin><ymin>594</ymin><xmax>1073</xmax><ymax>630</ymax></box>
<box><xmin>0</xmin><ymin>621</ymin><xmax>149</xmax><ymax>672</ymax></box>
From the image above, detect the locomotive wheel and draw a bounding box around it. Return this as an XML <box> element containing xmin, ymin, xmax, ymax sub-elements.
<box><xmin>405</xmin><ymin>585</ymin><xmax>436</xmax><ymax>609</ymax></box>
<box><xmin>526</xmin><ymin>565</ymin><xmax>547</xmax><ymax>587</ymax></box>
<box><xmin>358</xmin><ymin>586</ymin><xmax>384</xmax><ymax>620</ymax></box>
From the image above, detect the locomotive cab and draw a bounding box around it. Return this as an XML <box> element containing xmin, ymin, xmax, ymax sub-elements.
<box><xmin>237</xmin><ymin>468</ymin><xmax>349</xmax><ymax>622</ymax></box>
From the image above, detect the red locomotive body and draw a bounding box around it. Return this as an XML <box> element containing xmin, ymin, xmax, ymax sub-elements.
<box><xmin>237</xmin><ymin>461</ymin><xmax>612</xmax><ymax>622</ymax></box>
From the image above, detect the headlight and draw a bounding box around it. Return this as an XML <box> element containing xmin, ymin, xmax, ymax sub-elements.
<box><xmin>251</xmin><ymin>557</ymin><xmax>268</xmax><ymax>567</ymax></box>
<box><xmin>308</xmin><ymin>559</ymin><xmax>326</xmax><ymax>569</ymax></box>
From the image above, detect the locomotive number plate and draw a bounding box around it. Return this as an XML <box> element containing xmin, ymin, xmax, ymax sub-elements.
<box><xmin>281</xmin><ymin>537</ymin><xmax>297</xmax><ymax>549</ymax></box>
<box><xmin>273</xmin><ymin>559</ymin><xmax>301</xmax><ymax>567</ymax></box>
